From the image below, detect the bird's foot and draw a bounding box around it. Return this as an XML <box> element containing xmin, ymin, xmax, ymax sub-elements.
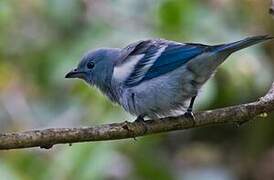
<box><xmin>184</xmin><ymin>111</ymin><xmax>194</xmax><ymax>119</ymax></box>
<box><xmin>184</xmin><ymin>111</ymin><xmax>196</xmax><ymax>125</ymax></box>
<box><xmin>134</xmin><ymin>115</ymin><xmax>148</xmax><ymax>134</ymax></box>
<box><xmin>233</xmin><ymin>120</ymin><xmax>249</xmax><ymax>128</ymax></box>
<box><xmin>135</xmin><ymin>116</ymin><xmax>145</xmax><ymax>122</ymax></box>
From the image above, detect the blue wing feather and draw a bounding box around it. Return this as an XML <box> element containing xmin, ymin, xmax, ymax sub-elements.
<box><xmin>125</xmin><ymin>45</ymin><xmax>159</xmax><ymax>85</ymax></box>
<box><xmin>146</xmin><ymin>44</ymin><xmax>204</xmax><ymax>76</ymax></box>
<box><xmin>124</xmin><ymin>40</ymin><xmax>207</xmax><ymax>87</ymax></box>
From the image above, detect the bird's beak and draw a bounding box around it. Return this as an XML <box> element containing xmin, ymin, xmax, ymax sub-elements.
<box><xmin>65</xmin><ymin>68</ymin><xmax>85</xmax><ymax>79</ymax></box>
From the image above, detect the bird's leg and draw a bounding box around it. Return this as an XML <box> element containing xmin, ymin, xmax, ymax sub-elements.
<box><xmin>184</xmin><ymin>96</ymin><xmax>197</xmax><ymax>120</ymax></box>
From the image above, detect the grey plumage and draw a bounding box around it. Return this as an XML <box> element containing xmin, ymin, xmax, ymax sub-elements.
<box><xmin>65</xmin><ymin>35</ymin><xmax>273</xmax><ymax>120</ymax></box>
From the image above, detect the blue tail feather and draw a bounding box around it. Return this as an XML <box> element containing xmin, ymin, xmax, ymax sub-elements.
<box><xmin>215</xmin><ymin>35</ymin><xmax>273</xmax><ymax>53</ymax></box>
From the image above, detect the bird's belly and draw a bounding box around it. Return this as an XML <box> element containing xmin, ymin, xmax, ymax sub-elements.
<box><xmin>120</xmin><ymin>66</ymin><xmax>203</xmax><ymax>118</ymax></box>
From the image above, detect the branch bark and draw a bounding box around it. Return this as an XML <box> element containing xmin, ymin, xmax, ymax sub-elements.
<box><xmin>1</xmin><ymin>82</ymin><xmax>274</xmax><ymax>150</ymax></box>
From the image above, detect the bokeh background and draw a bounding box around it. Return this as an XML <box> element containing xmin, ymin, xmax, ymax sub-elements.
<box><xmin>0</xmin><ymin>0</ymin><xmax>274</xmax><ymax>179</ymax></box>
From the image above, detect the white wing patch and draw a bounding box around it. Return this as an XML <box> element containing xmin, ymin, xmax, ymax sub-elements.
<box><xmin>113</xmin><ymin>54</ymin><xmax>144</xmax><ymax>81</ymax></box>
<box><xmin>127</xmin><ymin>45</ymin><xmax>167</xmax><ymax>85</ymax></box>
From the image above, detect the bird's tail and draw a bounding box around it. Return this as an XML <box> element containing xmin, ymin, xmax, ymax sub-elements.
<box><xmin>215</xmin><ymin>35</ymin><xmax>273</xmax><ymax>54</ymax></box>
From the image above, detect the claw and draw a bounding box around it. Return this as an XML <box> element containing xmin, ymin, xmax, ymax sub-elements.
<box><xmin>135</xmin><ymin>116</ymin><xmax>145</xmax><ymax>122</ymax></box>
<box><xmin>233</xmin><ymin>120</ymin><xmax>249</xmax><ymax>128</ymax></box>
<box><xmin>184</xmin><ymin>111</ymin><xmax>196</xmax><ymax>126</ymax></box>
<box><xmin>184</xmin><ymin>111</ymin><xmax>195</xmax><ymax>119</ymax></box>
<box><xmin>134</xmin><ymin>115</ymin><xmax>148</xmax><ymax>134</ymax></box>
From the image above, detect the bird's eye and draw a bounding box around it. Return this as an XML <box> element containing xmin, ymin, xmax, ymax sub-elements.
<box><xmin>87</xmin><ymin>62</ymin><xmax>95</xmax><ymax>69</ymax></box>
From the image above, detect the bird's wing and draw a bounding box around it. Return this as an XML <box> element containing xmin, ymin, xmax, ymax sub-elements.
<box><xmin>114</xmin><ymin>39</ymin><xmax>209</xmax><ymax>87</ymax></box>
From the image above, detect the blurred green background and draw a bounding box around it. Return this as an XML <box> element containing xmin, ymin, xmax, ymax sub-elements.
<box><xmin>0</xmin><ymin>0</ymin><xmax>274</xmax><ymax>180</ymax></box>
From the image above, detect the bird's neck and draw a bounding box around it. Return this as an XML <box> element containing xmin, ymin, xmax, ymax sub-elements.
<box><xmin>94</xmin><ymin>48</ymin><xmax>122</xmax><ymax>103</ymax></box>
<box><xmin>95</xmin><ymin>76</ymin><xmax>120</xmax><ymax>104</ymax></box>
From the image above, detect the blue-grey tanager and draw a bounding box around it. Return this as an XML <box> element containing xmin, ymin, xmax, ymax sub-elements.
<box><xmin>65</xmin><ymin>35</ymin><xmax>273</xmax><ymax>121</ymax></box>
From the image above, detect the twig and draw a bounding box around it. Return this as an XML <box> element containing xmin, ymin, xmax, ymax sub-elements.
<box><xmin>0</xmin><ymin>82</ymin><xmax>274</xmax><ymax>150</ymax></box>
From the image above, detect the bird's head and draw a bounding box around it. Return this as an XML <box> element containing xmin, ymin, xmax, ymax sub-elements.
<box><xmin>65</xmin><ymin>48</ymin><xmax>120</xmax><ymax>88</ymax></box>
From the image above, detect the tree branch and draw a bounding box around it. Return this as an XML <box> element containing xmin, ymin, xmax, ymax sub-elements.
<box><xmin>1</xmin><ymin>82</ymin><xmax>274</xmax><ymax>150</ymax></box>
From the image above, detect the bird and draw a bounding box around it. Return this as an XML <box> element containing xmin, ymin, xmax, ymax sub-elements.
<box><xmin>65</xmin><ymin>35</ymin><xmax>273</xmax><ymax>121</ymax></box>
